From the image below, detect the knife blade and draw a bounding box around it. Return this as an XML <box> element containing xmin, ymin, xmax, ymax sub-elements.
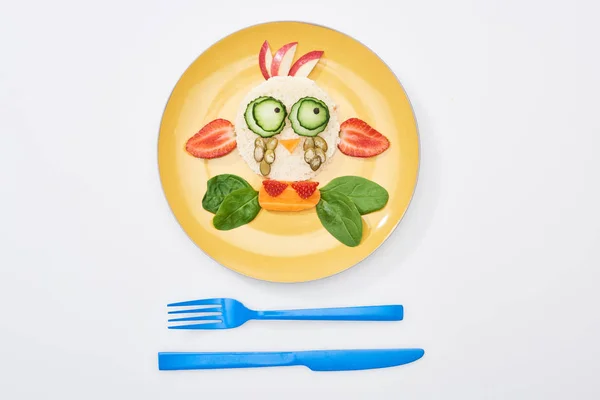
<box><xmin>158</xmin><ymin>348</ymin><xmax>424</xmax><ymax>371</ymax></box>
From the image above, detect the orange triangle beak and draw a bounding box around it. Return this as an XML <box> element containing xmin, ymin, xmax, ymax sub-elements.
<box><xmin>280</xmin><ymin>138</ymin><xmax>301</xmax><ymax>153</ymax></box>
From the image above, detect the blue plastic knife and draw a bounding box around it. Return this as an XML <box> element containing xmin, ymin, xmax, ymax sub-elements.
<box><xmin>158</xmin><ymin>349</ymin><xmax>424</xmax><ymax>371</ymax></box>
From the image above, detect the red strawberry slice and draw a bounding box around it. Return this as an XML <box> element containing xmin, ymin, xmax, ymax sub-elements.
<box><xmin>262</xmin><ymin>180</ymin><xmax>288</xmax><ymax>197</ymax></box>
<box><xmin>291</xmin><ymin>181</ymin><xmax>319</xmax><ymax>199</ymax></box>
<box><xmin>338</xmin><ymin>118</ymin><xmax>390</xmax><ymax>158</ymax></box>
<box><xmin>185</xmin><ymin>119</ymin><xmax>236</xmax><ymax>159</ymax></box>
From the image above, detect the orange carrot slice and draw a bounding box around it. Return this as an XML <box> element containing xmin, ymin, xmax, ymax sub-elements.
<box><xmin>279</xmin><ymin>138</ymin><xmax>301</xmax><ymax>153</ymax></box>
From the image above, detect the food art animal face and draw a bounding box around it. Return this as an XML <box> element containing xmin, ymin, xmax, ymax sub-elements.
<box><xmin>184</xmin><ymin>40</ymin><xmax>392</xmax><ymax>246</ymax></box>
<box><xmin>235</xmin><ymin>75</ymin><xmax>340</xmax><ymax>181</ymax></box>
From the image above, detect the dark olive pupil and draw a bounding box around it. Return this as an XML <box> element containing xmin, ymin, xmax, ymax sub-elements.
<box><xmin>274</xmin><ymin>107</ymin><xmax>280</xmax><ymax>113</ymax></box>
<box><xmin>313</xmin><ymin>108</ymin><xmax>320</xmax><ymax>114</ymax></box>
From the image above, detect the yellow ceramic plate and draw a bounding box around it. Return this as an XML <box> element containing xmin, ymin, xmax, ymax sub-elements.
<box><xmin>158</xmin><ymin>22</ymin><xmax>419</xmax><ymax>283</ymax></box>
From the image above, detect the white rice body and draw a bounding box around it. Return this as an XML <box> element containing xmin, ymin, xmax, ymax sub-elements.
<box><xmin>235</xmin><ymin>76</ymin><xmax>340</xmax><ymax>181</ymax></box>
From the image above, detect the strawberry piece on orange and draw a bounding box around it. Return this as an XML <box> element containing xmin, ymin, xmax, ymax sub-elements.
<box><xmin>259</xmin><ymin>184</ymin><xmax>320</xmax><ymax>211</ymax></box>
<box><xmin>291</xmin><ymin>181</ymin><xmax>319</xmax><ymax>199</ymax></box>
<box><xmin>338</xmin><ymin>118</ymin><xmax>390</xmax><ymax>158</ymax></box>
<box><xmin>185</xmin><ymin>119</ymin><xmax>236</xmax><ymax>159</ymax></box>
<box><xmin>262</xmin><ymin>180</ymin><xmax>288</xmax><ymax>197</ymax></box>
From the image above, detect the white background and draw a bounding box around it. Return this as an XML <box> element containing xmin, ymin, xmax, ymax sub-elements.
<box><xmin>1</xmin><ymin>0</ymin><xmax>599</xmax><ymax>398</ymax></box>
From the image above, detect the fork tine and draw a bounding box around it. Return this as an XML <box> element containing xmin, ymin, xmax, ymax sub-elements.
<box><xmin>168</xmin><ymin>307</ymin><xmax>222</xmax><ymax>315</ymax></box>
<box><xmin>168</xmin><ymin>323</ymin><xmax>224</xmax><ymax>330</ymax></box>
<box><xmin>167</xmin><ymin>298</ymin><xmax>222</xmax><ymax>307</ymax></box>
<box><xmin>168</xmin><ymin>315</ymin><xmax>222</xmax><ymax>323</ymax></box>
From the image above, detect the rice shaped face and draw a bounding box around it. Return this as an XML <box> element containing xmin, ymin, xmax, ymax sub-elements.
<box><xmin>235</xmin><ymin>76</ymin><xmax>340</xmax><ymax>181</ymax></box>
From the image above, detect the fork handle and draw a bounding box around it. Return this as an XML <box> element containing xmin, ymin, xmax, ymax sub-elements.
<box><xmin>254</xmin><ymin>305</ymin><xmax>403</xmax><ymax>321</ymax></box>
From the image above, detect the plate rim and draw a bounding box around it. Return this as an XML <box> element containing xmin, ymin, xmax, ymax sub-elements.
<box><xmin>156</xmin><ymin>20</ymin><xmax>421</xmax><ymax>283</ymax></box>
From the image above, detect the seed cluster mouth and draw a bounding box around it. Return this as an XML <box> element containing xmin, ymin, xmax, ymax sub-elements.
<box><xmin>303</xmin><ymin>136</ymin><xmax>328</xmax><ymax>171</ymax></box>
<box><xmin>254</xmin><ymin>137</ymin><xmax>279</xmax><ymax>176</ymax></box>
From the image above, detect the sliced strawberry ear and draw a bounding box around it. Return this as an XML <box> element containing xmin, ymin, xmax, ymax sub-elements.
<box><xmin>185</xmin><ymin>119</ymin><xmax>236</xmax><ymax>159</ymax></box>
<box><xmin>338</xmin><ymin>118</ymin><xmax>390</xmax><ymax>158</ymax></box>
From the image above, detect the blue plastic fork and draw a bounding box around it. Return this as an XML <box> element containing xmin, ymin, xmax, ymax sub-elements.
<box><xmin>167</xmin><ymin>298</ymin><xmax>404</xmax><ymax>330</ymax></box>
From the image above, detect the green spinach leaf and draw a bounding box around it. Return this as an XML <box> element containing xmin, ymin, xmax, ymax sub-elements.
<box><xmin>321</xmin><ymin>176</ymin><xmax>389</xmax><ymax>215</ymax></box>
<box><xmin>203</xmin><ymin>174</ymin><xmax>252</xmax><ymax>214</ymax></box>
<box><xmin>316</xmin><ymin>191</ymin><xmax>363</xmax><ymax>247</ymax></box>
<box><xmin>213</xmin><ymin>187</ymin><xmax>260</xmax><ymax>231</ymax></box>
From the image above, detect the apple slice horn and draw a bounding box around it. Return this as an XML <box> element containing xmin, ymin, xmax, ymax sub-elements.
<box><xmin>289</xmin><ymin>50</ymin><xmax>324</xmax><ymax>77</ymax></box>
<box><xmin>258</xmin><ymin>40</ymin><xmax>273</xmax><ymax>80</ymax></box>
<box><xmin>270</xmin><ymin>42</ymin><xmax>298</xmax><ymax>77</ymax></box>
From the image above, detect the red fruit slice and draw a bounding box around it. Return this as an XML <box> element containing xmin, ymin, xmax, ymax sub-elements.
<box><xmin>289</xmin><ymin>50</ymin><xmax>324</xmax><ymax>77</ymax></box>
<box><xmin>291</xmin><ymin>181</ymin><xmax>319</xmax><ymax>199</ymax></box>
<box><xmin>271</xmin><ymin>42</ymin><xmax>298</xmax><ymax>76</ymax></box>
<box><xmin>185</xmin><ymin>119</ymin><xmax>236</xmax><ymax>159</ymax></box>
<box><xmin>262</xmin><ymin>180</ymin><xmax>288</xmax><ymax>197</ymax></box>
<box><xmin>338</xmin><ymin>118</ymin><xmax>390</xmax><ymax>158</ymax></box>
<box><xmin>258</xmin><ymin>40</ymin><xmax>273</xmax><ymax>80</ymax></box>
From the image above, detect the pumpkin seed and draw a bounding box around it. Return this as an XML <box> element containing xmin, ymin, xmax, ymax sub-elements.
<box><xmin>315</xmin><ymin>148</ymin><xmax>326</xmax><ymax>163</ymax></box>
<box><xmin>314</xmin><ymin>136</ymin><xmax>328</xmax><ymax>152</ymax></box>
<box><xmin>304</xmin><ymin>148</ymin><xmax>316</xmax><ymax>163</ymax></box>
<box><xmin>264</xmin><ymin>149</ymin><xmax>276</xmax><ymax>164</ymax></box>
<box><xmin>259</xmin><ymin>160</ymin><xmax>271</xmax><ymax>176</ymax></box>
<box><xmin>303</xmin><ymin>137</ymin><xmax>315</xmax><ymax>151</ymax></box>
<box><xmin>255</xmin><ymin>137</ymin><xmax>266</xmax><ymax>149</ymax></box>
<box><xmin>309</xmin><ymin>156</ymin><xmax>322</xmax><ymax>171</ymax></box>
<box><xmin>254</xmin><ymin>146</ymin><xmax>264</xmax><ymax>162</ymax></box>
<box><xmin>266</xmin><ymin>137</ymin><xmax>278</xmax><ymax>150</ymax></box>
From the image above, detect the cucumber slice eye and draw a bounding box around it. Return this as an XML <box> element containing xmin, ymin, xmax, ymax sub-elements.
<box><xmin>253</xmin><ymin>98</ymin><xmax>287</xmax><ymax>132</ymax></box>
<box><xmin>298</xmin><ymin>99</ymin><xmax>328</xmax><ymax>130</ymax></box>
<box><xmin>244</xmin><ymin>96</ymin><xmax>286</xmax><ymax>137</ymax></box>
<box><xmin>289</xmin><ymin>97</ymin><xmax>330</xmax><ymax>137</ymax></box>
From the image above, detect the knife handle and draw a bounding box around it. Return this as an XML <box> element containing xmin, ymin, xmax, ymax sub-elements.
<box><xmin>158</xmin><ymin>352</ymin><xmax>296</xmax><ymax>370</ymax></box>
<box><xmin>254</xmin><ymin>305</ymin><xmax>403</xmax><ymax>321</ymax></box>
